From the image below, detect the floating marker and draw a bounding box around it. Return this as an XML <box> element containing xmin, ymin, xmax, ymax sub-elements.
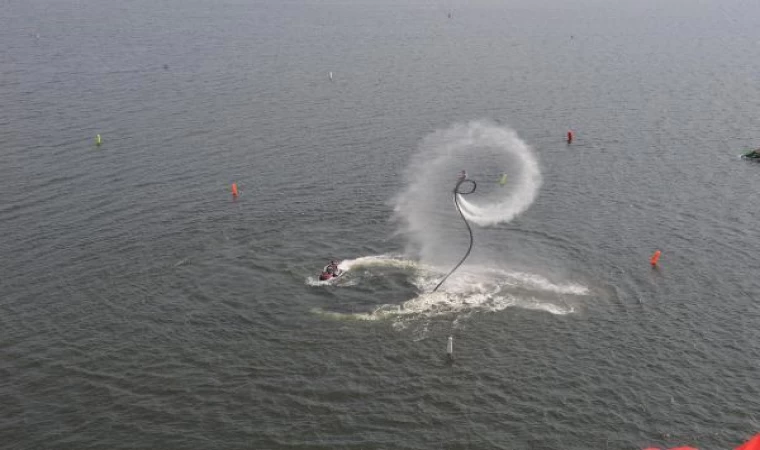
<box><xmin>96</xmin><ymin>134</ymin><xmax>102</xmax><ymax>146</ymax></box>
<box><xmin>650</xmin><ymin>250</ymin><xmax>661</xmax><ymax>266</ymax></box>
<box><xmin>231</xmin><ymin>183</ymin><xmax>239</xmax><ymax>197</ymax></box>
<box><xmin>329</xmin><ymin>71</ymin><xmax>333</xmax><ymax>81</ymax></box>
<box><xmin>447</xmin><ymin>336</ymin><xmax>453</xmax><ymax>360</ymax></box>
<box><xmin>499</xmin><ymin>173</ymin><xmax>507</xmax><ymax>186</ymax></box>
<box><xmin>567</xmin><ymin>130</ymin><xmax>573</xmax><ymax>143</ymax></box>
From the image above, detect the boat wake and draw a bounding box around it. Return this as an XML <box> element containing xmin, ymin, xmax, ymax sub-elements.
<box><xmin>310</xmin><ymin>255</ymin><xmax>589</xmax><ymax>323</ymax></box>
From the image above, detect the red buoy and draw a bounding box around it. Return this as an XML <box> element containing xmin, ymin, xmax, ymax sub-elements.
<box><xmin>650</xmin><ymin>250</ymin><xmax>661</xmax><ymax>266</ymax></box>
<box><xmin>567</xmin><ymin>130</ymin><xmax>574</xmax><ymax>143</ymax></box>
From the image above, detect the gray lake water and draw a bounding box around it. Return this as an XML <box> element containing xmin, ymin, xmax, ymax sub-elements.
<box><xmin>2</xmin><ymin>0</ymin><xmax>760</xmax><ymax>448</ymax></box>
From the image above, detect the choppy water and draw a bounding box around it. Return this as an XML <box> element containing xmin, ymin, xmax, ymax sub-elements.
<box><xmin>2</xmin><ymin>0</ymin><xmax>760</xmax><ymax>448</ymax></box>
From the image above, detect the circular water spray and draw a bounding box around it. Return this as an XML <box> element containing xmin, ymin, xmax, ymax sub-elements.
<box><xmin>394</xmin><ymin>121</ymin><xmax>543</xmax><ymax>281</ymax></box>
<box><xmin>433</xmin><ymin>177</ymin><xmax>477</xmax><ymax>292</ymax></box>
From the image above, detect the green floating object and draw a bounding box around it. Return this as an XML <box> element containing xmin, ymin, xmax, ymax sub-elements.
<box><xmin>499</xmin><ymin>174</ymin><xmax>507</xmax><ymax>185</ymax></box>
<box><xmin>96</xmin><ymin>134</ymin><xmax>102</xmax><ymax>146</ymax></box>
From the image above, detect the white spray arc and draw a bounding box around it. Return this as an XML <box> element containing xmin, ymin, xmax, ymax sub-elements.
<box><xmin>393</xmin><ymin>121</ymin><xmax>542</xmax><ymax>266</ymax></box>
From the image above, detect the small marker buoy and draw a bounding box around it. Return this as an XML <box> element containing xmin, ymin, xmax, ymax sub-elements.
<box><xmin>650</xmin><ymin>250</ymin><xmax>661</xmax><ymax>266</ymax></box>
<box><xmin>328</xmin><ymin>71</ymin><xmax>333</xmax><ymax>81</ymax></box>
<box><xmin>446</xmin><ymin>336</ymin><xmax>454</xmax><ymax>361</ymax></box>
<box><xmin>566</xmin><ymin>130</ymin><xmax>573</xmax><ymax>143</ymax></box>
<box><xmin>95</xmin><ymin>134</ymin><xmax>102</xmax><ymax>146</ymax></box>
<box><xmin>231</xmin><ymin>183</ymin><xmax>239</xmax><ymax>197</ymax></box>
<box><xmin>499</xmin><ymin>173</ymin><xmax>508</xmax><ymax>186</ymax></box>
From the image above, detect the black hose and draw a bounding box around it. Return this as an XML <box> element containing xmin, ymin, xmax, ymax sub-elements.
<box><xmin>433</xmin><ymin>178</ymin><xmax>477</xmax><ymax>292</ymax></box>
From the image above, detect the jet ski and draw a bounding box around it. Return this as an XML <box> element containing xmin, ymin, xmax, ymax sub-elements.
<box><xmin>318</xmin><ymin>261</ymin><xmax>343</xmax><ymax>281</ymax></box>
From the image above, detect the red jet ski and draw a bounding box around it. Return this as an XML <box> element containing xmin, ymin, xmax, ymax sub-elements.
<box><xmin>319</xmin><ymin>261</ymin><xmax>343</xmax><ymax>280</ymax></box>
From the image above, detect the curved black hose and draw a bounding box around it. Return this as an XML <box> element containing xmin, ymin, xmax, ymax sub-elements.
<box><xmin>433</xmin><ymin>178</ymin><xmax>477</xmax><ymax>292</ymax></box>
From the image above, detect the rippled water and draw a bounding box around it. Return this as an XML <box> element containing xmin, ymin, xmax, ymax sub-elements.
<box><xmin>3</xmin><ymin>0</ymin><xmax>760</xmax><ymax>448</ymax></box>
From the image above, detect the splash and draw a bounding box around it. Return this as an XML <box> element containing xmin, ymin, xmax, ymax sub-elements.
<box><xmin>337</xmin><ymin>255</ymin><xmax>419</xmax><ymax>272</ymax></box>
<box><xmin>310</xmin><ymin>256</ymin><xmax>588</xmax><ymax>322</ymax></box>
<box><xmin>304</xmin><ymin>255</ymin><xmax>420</xmax><ymax>287</ymax></box>
<box><xmin>393</xmin><ymin>121</ymin><xmax>542</xmax><ymax>263</ymax></box>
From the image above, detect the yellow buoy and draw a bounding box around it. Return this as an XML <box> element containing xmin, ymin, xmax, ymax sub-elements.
<box><xmin>96</xmin><ymin>134</ymin><xmax>102</xmax><ymax>146</ymax></box>
<box><xmin>499</xmin><ymin>173</ymin><xmax>507</xmax><ymax>186</ymax></box>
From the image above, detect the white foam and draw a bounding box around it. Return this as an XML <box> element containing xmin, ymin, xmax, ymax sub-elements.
<box><xmin>305</xmin><ymin>276</ymin><xmax>356</xmax><ymax>287</ymax></box>
<box><xmin>305</xmin><ymin>254</ymin><xmax>419</xmax><ymax>288</ymax></box>
<box><xmin>337</xmin><ymin>254</ymin><xmax>420</xmax><ymax>272</ymax></box>
<box><xmin>311</xmin><ymin>256</ymin><xmax>587</xmax><ymax>321</ymax></box>
<box><xmin>487</xmin><ymin>269</ymin><xmax>589</xmax><ymax>295</ymax></box>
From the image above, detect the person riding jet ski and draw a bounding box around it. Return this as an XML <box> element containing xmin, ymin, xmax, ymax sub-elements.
<box><xmin>319</xmin><ymin>260</ymin><xmax>341</xmax><ymax>280</ymax></box>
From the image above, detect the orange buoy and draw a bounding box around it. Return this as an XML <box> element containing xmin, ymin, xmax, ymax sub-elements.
<box><xmin>567</xmin><ymin>130</ymin><xmax>574</xmax><ymax>143</ymax></box>
<box><xmin>231</xmin><ymin>183</ymin><xmax>239</xmax><ymax>197</ymax></box>
<box><xmin>650</xmin><ymin>250</ymin><xmax>661</xmax><ymax>266</ymax></box>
